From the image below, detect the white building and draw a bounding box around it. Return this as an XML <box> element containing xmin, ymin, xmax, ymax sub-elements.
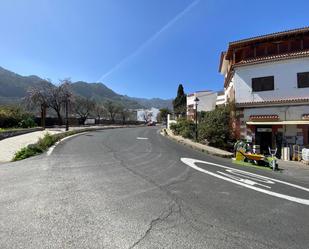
<box><xmin>137</xmin><ymin>108</ymin><xmax>160</xmax><ymax>122</ymax></box>
<box><xmin>216</xmin><ymin>90</ymin><xmax>226</xmax><ymax>106</ymax></box>
<box><xmin>219</xmin><ymin>27</ymin><xmax>309</xmax><ymax>155</ymax></box>
<box><xmin>186</xmin><ymin>90</ymin><xmax>217</xmax><ymax>120</ymax></box>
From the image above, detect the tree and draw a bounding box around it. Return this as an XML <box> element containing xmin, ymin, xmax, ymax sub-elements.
<box><xmin>105</xmin><ymin>101</ymin><xmax>120</xmax><ymax>122</ymax></box>
<box><xmin>94</xmin><ymin>104</ymin><xmax>106</xmax><ymax>124</ymax></box>
<box><xmin>46</xmin><ymin>79</ymin><xmax>72</xmax><ymax>126</ymax></box>
<box><xmin>72</xmin><ymin>97</ymin><xmax>96</xmax><ymax>125</ymax></box>
<box><xmin>173</xmin><ymin>84</ymin><xmax>187</xmax><ymax>116</ymax></box>
<box><xmin>198</xmin><ymin>105</ymin><xmax>231</xmax><ymax>149</ymax></box>
<box><xmin>157</xmin><ymin>108</ymin><xmax>170</xmax><ymax>123</ymax></box>
<box><xmin>26</xmin><ymin>84</ymin><xmax>49</xmax><ymax>128</ymax></box>
<box><xmin>142</xmin><ymin>110</ymin><xmax>152</xmax><ymax>123</ymax></box>
<box><xmin>118</xmin><ymin>105</ymin><xmax>130</xmax><ymax>124</ymax></box>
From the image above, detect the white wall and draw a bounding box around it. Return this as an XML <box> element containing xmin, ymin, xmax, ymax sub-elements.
<box><xmin>243</xmin><ymin>105</ymin><xmax>309</xmax><ymax>121</ymax></box>
<box><xmin>187</xmin><ymin>91</ymin><xmax>217</xmax><ymax>112</ymax></box>
<box><xmin>216</xmin><ymin>94</ymin><xmax>226</xmax><ymax>105</ymax></box>
<box><xmin>233</xmin><ymin>57</ymin><xmax>309</xmax><ymax>103</ymax></box>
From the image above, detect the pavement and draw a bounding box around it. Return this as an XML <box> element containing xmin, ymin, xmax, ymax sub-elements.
<box><xmin>0</xmin><ymin>128</ymin><xmax>62</xmax><ymax>162</ymax></box>
<box><xmin>277</xmin><ymin>159</ymin><xmax>309</xmax><ymax>184</ymax></box>
<box><xmin>0</xmin><ymin>126</ymin><xmax>308</xmax><ymax>249</ymax></box>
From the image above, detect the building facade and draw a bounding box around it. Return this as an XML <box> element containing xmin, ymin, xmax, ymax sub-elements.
<box><xmin>219</xmin><ymin>27</ymin><xmax>309</xmax><ymax>154</ymax></box>
<box><xmin>186</xmin><ymin>91</ymin><xmax>217</xmax><ymax>120</ymax></box>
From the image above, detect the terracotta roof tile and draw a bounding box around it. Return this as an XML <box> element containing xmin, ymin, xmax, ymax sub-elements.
<box><xmin>234</xmin><ymin>50</ymin><xmax>309</xmax><ymax>67</ymax></box>
<box><xmin>236</xmin><ymin>97</ymin><xmax>309</xmax><ymax>107</ymax></box>
<box><xmin>230</xmin><ymin>27</ymin><xmax>309</xmax><ymax>45</ymax></box>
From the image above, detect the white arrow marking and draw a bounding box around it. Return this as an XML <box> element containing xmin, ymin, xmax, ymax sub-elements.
<box><xmin>181</xmin><ymin>158</ymin><xmax>309</xmax><ymax>206</ymax></box>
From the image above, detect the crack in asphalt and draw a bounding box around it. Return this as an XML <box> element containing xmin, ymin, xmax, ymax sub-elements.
<box><xmin>100</xmin><ymin>140</ymin><xmax>281</xmax><ymax>249</ymax></box>
<box><xmin>128</xmin><ymin>202</ymin><xmax>180</xmax><ymax>249</ymax></box>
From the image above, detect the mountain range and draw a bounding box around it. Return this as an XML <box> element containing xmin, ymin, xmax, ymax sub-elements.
<box><xmin>0</xmin><ymin>66</ymin><xmax>173</xmax><ymax>109</ymax></box>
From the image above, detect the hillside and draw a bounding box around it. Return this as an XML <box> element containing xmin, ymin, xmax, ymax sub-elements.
<box><xmin>0</xmin><ymin>66</ymin><xmax>172</xmax><ymax>109</ymax></box>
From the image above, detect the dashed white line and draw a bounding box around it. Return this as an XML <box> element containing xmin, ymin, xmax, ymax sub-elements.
<box><xmin>137</xmin><ymin>137</ymin><xmax>149</xmax><ymax>140</ymax></box>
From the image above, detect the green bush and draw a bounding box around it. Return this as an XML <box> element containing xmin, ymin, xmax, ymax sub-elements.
<box><xmin>37</xmin><ymin>133</ymin><xmax>57</xmax><ymax>150</ymax></box>
<box><xmin>12</xmin><ymin>130</ymin><xmax>80</xmax><ymax>161</ymax></box>
<box><xmin>13</xmin><ymin>145</ymin><xmax>43</xmax><ymax>161</ymax></box>
<box><xmin>0</xmin><ymin>106</ymin><xmax>36</xmax><ymax>128</ymax></box>
<box><xmin>18</xmin><ymin>117</ymin><xmax>37</xmax><ymax>128</ymax></box>
<box><xmin>13</xmin><ymin>133</ymin><xmax>56</xmax><ymax>161</ymax></box>
<box><xmin>198</xmin><ymin>106</ymin><xmax>231</xmax><ymax>149</ymax></box>
<box><xmin>170</xmin><ymin>118</ymin><xmax>195</xmax><ymax>139</ymax></box>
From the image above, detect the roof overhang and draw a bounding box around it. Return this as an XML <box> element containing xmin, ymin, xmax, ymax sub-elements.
<box><xmin>247</xmin><ymin>120</ymin><xmax>309</xmax><ymax>125</ymax></box>
<box><xmin>236</xmin><ymin>98</ymin><xmax>309</xmax><ymax>108</ymax></box>
<box><xmin>225</xmin><ymin>27</ymin><xmax>309</xmax><ymax>60</ymax></box>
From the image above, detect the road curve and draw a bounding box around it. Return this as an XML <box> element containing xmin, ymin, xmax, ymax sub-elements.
<box><xmin>0</xmin><ymin>127</ymin><xmax>308</xmax><ymax>249</ymax></box>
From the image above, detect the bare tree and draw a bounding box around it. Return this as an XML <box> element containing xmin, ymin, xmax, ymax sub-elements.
<box><xmin>26</xmin><ymin>83</ymin><xmax>49</xmax><ymax>129</ymax></box>
<box><xmin>118</xmin><ymin>105</ymin><xmax>130</xmax><ymax>124</ymax></box>
<box><xmin>72</xmin><ymin>97</ymin><xmax>96</xmax><ymax>125</ymax></box>
<box><xmin>142</xmin><ymin>110</ymin><xmax>153</xmax><ymax>123</ymax></box>
<box><xmin>105</xmin><ymin>101</ymin><xmax>120</xmax><ymax>123</ymax></box>
<box><xmin>94</xmin><ymin>104</ymin><xmax>106</xmax><ymax>124</ymax></box>
<box><xmin>46</xmin><ymin>79</ymin><xmax>72</xmax><ymax>126</ymax></box>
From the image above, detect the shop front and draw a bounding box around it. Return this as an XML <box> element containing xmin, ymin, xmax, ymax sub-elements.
<box><xmin>246</xmin><ymin>120</ymin><xmax>309</xmax><ymax>159</ymax></box>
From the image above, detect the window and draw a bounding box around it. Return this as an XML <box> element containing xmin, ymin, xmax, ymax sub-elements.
<box><xmin>252</xmin><ymin>76</ymin><xmax>274</xmax><ymax>92</ymax></box>
<box><xmin>297</xmin><ymin>72</ymin><xmax>309</xmax><ymax>88</ymax></box>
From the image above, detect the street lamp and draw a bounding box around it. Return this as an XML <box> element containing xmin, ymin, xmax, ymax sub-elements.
<box><xmin>194</xmin><ymin>97</ymin><xmax>199</xmax><ymax>141</ymax></box>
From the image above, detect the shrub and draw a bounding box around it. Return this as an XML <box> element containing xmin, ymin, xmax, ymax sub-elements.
<box><xmin>18</xmin><ymin>117</ymin><xmax>37</xmax><ymax>128</ymax></box>
<box><xmin>198</xmin><ymin>106</ymin><xmax>231</xmax><ymax>149</ymax></box>
<box><xmin>170</xmin><ymin>118</ymin><xmax>195</xmax><ymax>139</ymax></box>
<box><xmin>13</xmin><ymin>133</ymin><xmax>56</xmax><ymax>161</ymax></box>
<box><xmin>37</xmin><ymin>133</ymin><xmax>57</xmax><ymax>150</ymax></box>
<box><xmin>12</xmin><ymin>130</ymin><xmax>80</xmax><ymax>161</ymax></box>
<box><xmin>13</xmin><ymin>145</ymin><xmax>43</xmax><ymax>161</ymax></box>
<box><xmin>0</xmin><ymin>106</ymin><xmax>36</xmax><ymax>128</ymax></box>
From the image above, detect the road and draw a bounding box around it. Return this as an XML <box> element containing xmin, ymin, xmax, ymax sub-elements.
<box><xmin>0</xmin><ymin>127</ymin><xmax>308</xmax><ymax>249</ymax></box>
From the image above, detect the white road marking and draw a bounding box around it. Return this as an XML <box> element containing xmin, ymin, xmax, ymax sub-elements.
<box><xmin>217</xmin><ymin>171</ymin><xmax>271</xmax><ymax>189</ymax></box>
<box><xmin>136</xmin><ymin>137</ymin><xmax>148</xmax><ymax>140</ymax></box>
<box><xmin>181</xmin><ymin>158</ymin><xmax>309</xmax><ymax>206</ymax></box>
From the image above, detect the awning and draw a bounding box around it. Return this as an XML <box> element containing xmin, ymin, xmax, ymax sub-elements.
<box><xmin>246</xmin><ymin>120</ymin><xmax>309</xmax><ymax>125</ymax></box>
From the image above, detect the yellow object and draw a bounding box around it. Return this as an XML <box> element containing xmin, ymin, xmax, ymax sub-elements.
<box><xmin>236</xmin><ymin>149</ymin><xmax>264</xmax><ymax>161</ymax></box>
<box><xmin>236</xmin><ymin>151</ymin><xmax>245</xmax><ymax>161</ymax></box>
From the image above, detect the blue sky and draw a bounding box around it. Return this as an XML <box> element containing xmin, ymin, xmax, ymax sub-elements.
<box><xmin>0</xmin><ymin>0</ymin><xmax>309</xmax><ymax>99</ymax></box>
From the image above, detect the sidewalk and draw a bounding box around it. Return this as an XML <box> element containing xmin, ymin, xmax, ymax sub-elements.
<box><xmin>162</xmin><ymin>128</ymin><xmax>233</xmax><ymax>158</ymax></box>
<box><xmin>277</xmin><ymin>159</ymin><xmax>309</xmax><ymax>183</ymax></box>
<box><xmin>0</xmin><ymin>126</ymin><xmax>122</xmax><ymax>163</ymax></box>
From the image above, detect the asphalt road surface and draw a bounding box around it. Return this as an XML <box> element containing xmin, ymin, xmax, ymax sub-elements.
<box><xmin>0</xmin><ymin>127</ymin><xmax>309</xmax><ymax>249</ymax></box>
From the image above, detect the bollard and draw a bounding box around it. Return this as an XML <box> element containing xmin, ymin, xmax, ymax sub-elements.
<box><xmin>268</xmin><ymin>147</ymin><xmax>277</xmax><ymax>171</ymax></box>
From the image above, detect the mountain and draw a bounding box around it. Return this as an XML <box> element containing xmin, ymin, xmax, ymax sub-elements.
<box><xmin>0</xmin><ymin>66</ymin><xmax>172</xmax><ymax>109</ymax></box>
<box><xmin>128</xmin><ymin>97</ymin><xmax>173</xmax><ymax>109</ymax></box>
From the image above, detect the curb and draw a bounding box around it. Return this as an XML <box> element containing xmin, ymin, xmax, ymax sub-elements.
<box><xmin>161</xmin><ymin>129</ymin><xmax>233</xmax><ymax>159</ymax></box>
